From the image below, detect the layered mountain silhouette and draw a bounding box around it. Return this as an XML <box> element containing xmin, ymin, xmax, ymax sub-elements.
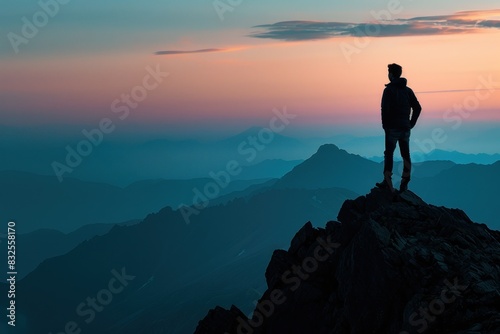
<box><xmin>0</xmin><ymin>170</ymin><xmax>270</xmax><ymax>233</ymax></box>
<box><xmin>2</xmin><ymin>144</ymin><xmax>498</xmax><ymax>334</ymax></box>
<box><xmin>5</xmin><ymin>144</ymin><xmax>498</xmax><ymax>233</ymax></box>
<box><xmin>274</xmin><ymin>145</ymin><xmax>462</xmax><ymax>193</ymax></box>
<box><xmin>4</xmin><ymin>220</ymin><xmax>139</xmax><ymax>282</ymax></box>
<box><xmin>2</xmin><ymin>187</ymin><xmax>356</xmax><ymax>334</ymax></box>
<box><xmin>195</xmin><ymin>188</ymin><xmax>500</xmax><ymax>334</ymax></box>
<box><xmin>273</xmin><ymin>145</ymin><xmax>499</xmax><ymax>229</ymax></box>
<box><xmin>412</xmin><ymin>161</ymin><xmax>500</xmax><ymax>228</ymax></box>
<box><xmin>368</xmin><ymin>149</ymin><xmax>500</xmax><ymax>165</ymax></box>
<box><xmin>274</xmin><ymin>144</ymin><xmax>380</xmax><ymax>193</ymax></box>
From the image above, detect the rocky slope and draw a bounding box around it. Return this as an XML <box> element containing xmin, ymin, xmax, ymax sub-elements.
<box><xmin>195</xmin><ymin>188</ymin><xmax>500</xmax><ymax>334</ymax></box>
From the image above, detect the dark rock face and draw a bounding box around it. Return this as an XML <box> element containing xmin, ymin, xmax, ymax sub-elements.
<box><xmin>194</xmin><ymin>188</ymin><xmax>500</xmax><ymax>334</ymax></box>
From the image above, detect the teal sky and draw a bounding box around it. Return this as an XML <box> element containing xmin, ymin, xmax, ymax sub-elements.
<box><xmin>3</xmin><ymin>0</ymin><xmax>500</xmax><ymax>56</ymax></box>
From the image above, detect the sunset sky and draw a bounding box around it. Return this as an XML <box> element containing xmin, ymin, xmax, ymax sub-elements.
<box><xmin>1</xmin><ymin>0</ymin><xmax>500</xmax><ymax>145</ymax></box>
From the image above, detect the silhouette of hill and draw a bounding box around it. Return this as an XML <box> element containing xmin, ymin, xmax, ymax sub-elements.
<box><xmin>3</xmin><ymin>126</ymin><xmax>497</xmax><ymax>184</ymax></box>
<box><xmin>274</xmin><ymin>144</ymin><xmax>380</xmax><ymax>193</ymax></box>
<box><xmin>0</xmin><ymin>171</ymin><xmax>270</xmax><ymax>233</ymax></box>
<box><xmin>134</xmin><ymin>128</ymin><xmax>310</xmax><ymax>182</ymax></box>
<box><xmin>367</xmin><ymin>149</ymin><xmax>500</xmax><ymax>165</ymax></box>
<box><xmin>413</xmin><ymin>161</ymin><xmax>500</xmax><ymax>230</ymax></box>
<box><xmin>424</xmin><ymin>149</ymin><xmax>500</xmax><ymax>165</ymax></box>
<box><xmin>4</xmin><ymin>186</ymin><xmax>357</xmax><ymax>334</ymax></box>
<box><xmin>1</xmin><ymin>220</ymin><xmax>139</xmax><ymax>282</ymax></box>
<box><xmin>4</xmin><ymin>144</ymin><xmax>499</xmax><ymax>334</ymax></box>
<box><xmin>408</xmin><ymin>160</ymin><xmax>456</xmax><ymax>178</ymax></box>
<box><xmin>273</xmin><ymin>144</ymin><xmax>498</xmax><ymax>229</ymax></box>
<box><xmin>209</xmin><ymin>179</ymin><xmax>278</xmax><ymax>206</ymax></box>
<box><xmin>195</xmin><ymin>188</ymin><xmax>500</xmax><ymax>334</ymax></box>
<box><xmin>271</xmin><ymin>145</ymin><xmax>457</xmax><ymax>189</ymax></box>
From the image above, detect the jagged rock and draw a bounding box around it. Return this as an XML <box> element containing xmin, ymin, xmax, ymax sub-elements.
<box><xmin>194</xmin><ymin>188</ymin><xmax>500</xmax><ymax>334</ymax></box>
<box><xmin>194</xmin><ymin>305</ymin><xmax>248</xmax><ymax>334</ymax></box>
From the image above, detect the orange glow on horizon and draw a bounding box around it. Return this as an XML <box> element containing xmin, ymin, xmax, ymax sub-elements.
<box><xmin>1</xmin><ymin>23</ymin><xmax>499</xmax><ymax>127</ymax></box>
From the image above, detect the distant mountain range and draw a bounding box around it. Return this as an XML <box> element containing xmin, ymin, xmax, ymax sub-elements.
<box><xmin>0</xmin><ymin>127</ymin><xmax>316</xmax><ymax>185</ymax></box>
<box><xmin>367</xmin><ymin>149</ymin><xmax>500</xmax><ymax>165</ymax></box>
<box><xmin>5</xmin><ymin>186</ymin><xmax>357</xmax><ymax>334</ymax></box>
<box><xmin>1</xmin><ymin>146</ymin><xmax>468</xmax><ymax>234</ymax></box>
<box><xmin>275</xmin><ymin>144</ymin><xmax>380</xmax><ymax>194</ymax></box>
<box><xmin>275</xmin><ymin>144</ymin><xmax>499</xmax><ymax>229</ymax></box>
<box><xmin>7</xmin><ymin>144</ymin><xmax>499</xmax><ymax>276</ymax></box>
<box><xmin>2</xmin><ymin>143</ymin><xmax>499</xmax><ymax>334</ymax></box>
<box><xmin>412</xmin><ymin>161</ymin><xmax>500</xmax><ymax>228</ymax></box>
<box><xmin>0</xmin><ymin>171</ymin><xmax>271</xmax><ymax>233</ymax></box>
<box><xmin>2</xmin><ymin>220</ymin><xmax>139</xmax><ymax>282</ymax></box>
<box><xmin>3</xmin><ymin>126</ymin><xmax>498</xmax><ymax>185</ymax></box>
<box><xmin>5</xmin><ymin>142</ymin><xmax>498</xmax><ymax>261</ymax></box>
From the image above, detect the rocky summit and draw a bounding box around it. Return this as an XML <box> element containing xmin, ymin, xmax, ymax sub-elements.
<box><xmin>194</xmin><ymin>188</ymin><xmax>500</xmax><ymax>334</ymax></box>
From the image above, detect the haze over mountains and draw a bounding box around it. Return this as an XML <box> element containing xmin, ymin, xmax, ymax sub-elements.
<box><xmin>3</xmin><ymin>144</ymin><xmax>499</xmax><ymax>279</ymax></box>
<box><xmin>1</xmin><ymin>143</ymin><xmax>499</xmax><ymax>334</ymax></box>
<box><xmin>2</xmin><ymin>126</ymin><xmax>500</xmax><ymax>185</ymax></box>
<box><xmin>4</xmin><ymin>141</ymin><xmax>498</xmax><ymax>234</ymax></box>
<box><xmin>4</xmin><ymin>221</ymin><xmax>139</xmax><ymax>282</ymax></box>
<box><xmin>0</xmin><ymin>171</ymin><xmax>270</xmax><ymax>233</ymax></box>
<box><xmin>368</xmin><ymin>149</ymin><xmax>500</xmax><ymax>165</ymax></box>
<box><xmin>2</xmin><ymin>186</ymin><xmax>357</xmax><ymax>333</ymax></box>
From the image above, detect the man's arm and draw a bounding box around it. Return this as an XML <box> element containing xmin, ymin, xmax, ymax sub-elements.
<box><xmin>408</xmin><ymin>88</ymin><xmax>421</xmax><ymax>128</ymax></box>
<box><xmin>381</xmin><ymin>87</ymin><xmax>390</xmax><ymax>129</ymax></box>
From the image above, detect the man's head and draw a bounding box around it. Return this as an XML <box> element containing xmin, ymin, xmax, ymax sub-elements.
<box><xmin>388</xmin><ymin>63</ymin><xmax>402</xmax><ymax>81</ymax></box>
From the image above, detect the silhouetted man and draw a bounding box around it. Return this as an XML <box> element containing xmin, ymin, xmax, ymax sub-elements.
<box><xmin>376</xmin><ymin>63</ymin><xmax>421</xmax><ymax>192</ymax></box>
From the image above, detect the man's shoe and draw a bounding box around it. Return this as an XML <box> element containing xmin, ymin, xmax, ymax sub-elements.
<box><xmin>376</xmin><ymin>179</ymin><xmax>389</xmax><ymax>188</ymax></box>
<box><xmin>399</xmin><ymin>178</ymin><xmax>410</xmax><ymax>192</ymax></box>
<box><xmin>376</xmin><ymin>178</ymin><xmax>395</xmax><ymax>192</ymax></box>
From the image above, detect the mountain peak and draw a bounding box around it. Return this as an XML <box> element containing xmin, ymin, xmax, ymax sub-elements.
<box><xmin>195</xmin><ymin>188</ymin><xmax>500</xmax><ymax>333</ymax></box>
<box><xmin>316</xmin><ymin>143</ymin><xmax>341</xmax><ymax>154</ymax></box>
<box><xmin>274</xmin><ymin>144</ymin><xmax>379</xmax><ymax>193</ymax></box>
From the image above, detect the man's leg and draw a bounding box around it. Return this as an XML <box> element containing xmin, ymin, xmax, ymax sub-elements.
<box><xmin>399</xmin><ymin>130</ymin><xmax>411</xmax><ymax>191</ymax></box>
<box><xmin>379</xmin><ymin>129</ymin><xmax>398</xmax><ymax>191</ymax></box>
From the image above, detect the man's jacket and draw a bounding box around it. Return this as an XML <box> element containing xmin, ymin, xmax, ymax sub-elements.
<box><xmin>381</xmin><ymin>77</ymin><xmax>422</xmax><ymax>130</ymax></box>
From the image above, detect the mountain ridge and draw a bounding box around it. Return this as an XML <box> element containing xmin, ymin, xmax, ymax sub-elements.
<box><xmin>367</xmin><ymin>149</ymin><xmax>500</xmax><ymax>165</ymax></box>
<box><xmin>195</xmin><ymin>188</ymin><xmax>500</xmax><ymax>334</ymax></box>
<box><xmin>3</xmin><ymin>144</ymin><xmax>499</xmax><ymax>334</ymax></box>
<box><xmin>0</xmin><ymin>170</ymin><xmax>270</xmax><ymax>233</ymax></box>
<box><xmin>4</xmin><ymin>186</ymin><xmax>357</xmax><ymax>334</ymax></box>
<box><xmin>274</xmin><ymin>144</ymin><xmax>380</xmax><ymax>194</ymax></box>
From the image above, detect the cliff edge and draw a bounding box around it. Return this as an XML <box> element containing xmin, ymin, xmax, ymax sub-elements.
<box><xmin>195</xmin><ymin>188</ymin><xmax>500</xmax><ymax>334</ymax></box>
